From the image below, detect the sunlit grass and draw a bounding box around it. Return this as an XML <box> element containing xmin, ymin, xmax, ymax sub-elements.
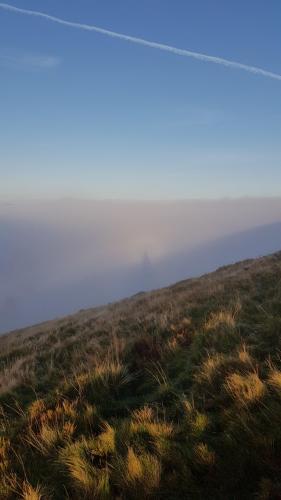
<box><xmin>0</xmin><ymin>253</ymin><xmax>281</xmax><ymax>498</ymax></box>
<box><xmin>20</xmin><ymin>482</ymin><xmax>47</xmax><ymax>500</ymax></box>
<box><xmin>225</xmin><ymin>372</ymin><xmax>266</xmax><ymax>406</ymax></box>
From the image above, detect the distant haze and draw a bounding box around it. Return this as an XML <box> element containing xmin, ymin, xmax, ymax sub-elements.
<box><xmin>1</xmin><ymin>198</ymin><xmax>281</xmax><ymax>333</ymax></box>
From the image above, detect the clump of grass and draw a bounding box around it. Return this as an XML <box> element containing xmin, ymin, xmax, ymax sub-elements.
<box><xmin>93</xmin><ymin>360</ymin><xmax>130</xmax><ymax>389</ymax></box>
<box><xmin>59</xmin><ymin>438</ymin><xmax>110</xmax><ymax>498</ymax></box>
<box><xmin>196</xmin><ymin>353</ymin><xmax>225</xmax><ymax>385</ymax></box>
<box><xmin>28</xmin><ymin>399</ymin><xmax>46</xmax><ymax>423</ymax></box>
<box><xmin>20</xmin><ymin>481</ymin><xmax>47</xmax><ymax>500</ymax></box>
<box><xmin>95</xmin><ymin>423</ymin><xmax>116</xmax><ymax>456</ymax></box>
<box><xmin>60</xmin><ymin>440</ymin><xmax>94</xmax><ymax>490</ymax></box>
<box><xmin>268</xmin><ymin>368</ymin><xmax>281</xmax><ymax>393</ymax></box>
<box><xmin>26</xmin><ymin>409</ymin><xmax>75</xmax><ymax>456</ymax></box>
<box><xmin>147</xmin><ymin>362</ymin><xmax>170</xmax><ymax>392</ymax></box>
<box><xmin>195</xmin><ymin>348</ymin><xmax>254</xmax><ymax>402</ymax></box>
<box><xmin>132</xmin><ymin>405</ymin><xmax>154</xmax><ymax>423</ymax></box>
<box><xmin>224</xmin><ymin>372</ymin><xmax>266</xmax><ymax>406</ymax></box>
<box><xmin>190</xmin><ymin>412</ymin><xmax>210</xmax><ymax>438</ymax></box>
<box><xmin>193</xmin><ymin>443</ymin><xmax>216</xmax><ymax>467</ymax></box>
<box><xmin>24</xmin><ymin>398</ymin><xmax>78</xmax><ymax>459</ymax></box>
<box><xmin>73</xmin><ymin>360</ymin><xmax>131</xmax><ymax>403</ymax></box>
<box><xmin>126</xmin><ymin>447</ymin><xmax>142</xmax><ymax>481</ymax></box>
<box><xmin>130</xmin><ymin>418</ymin><xmax>173</xmax><ymax>441</ymax></box>
<box><xmin>182</xmin><ymin>400</ymin><xmax>209</xmax><ymax>437</ymax></box>
<box><xmin>28</xmin><ymin>399</ymin><xmax>78</xmax><ymax>431</ymax></box>
<box><xmin>26</xmin><ymin>424</ymin><xmax>62</xmax><ymax>456</ymax></box>
<box><xmin>116</xmin><ymin>447</ymin><xmax>161</xmax><ymax>497</ymax></box>
<box><xmin>204</xmin><ymin>309</ymin><xmax>237</xmax><ymax>331</ymax></box>
<box><xmin>128</xmin><ymin>413</ymin><xmax>173</xmax><ymax>458</ymax></box>
<box><xmin>238</xmin><ymin>344</ymin><xmax>253</xmax><ymax>366</ymax></box>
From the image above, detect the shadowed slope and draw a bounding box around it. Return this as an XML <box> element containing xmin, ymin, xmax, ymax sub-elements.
<box><xmin>1</xmin><ymin>251</ymin><xmax>281</xmax><ymax>498</ymax></box>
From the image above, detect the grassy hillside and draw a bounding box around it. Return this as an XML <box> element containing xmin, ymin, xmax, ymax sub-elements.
<box><xmin>1</xmin><ymin>252</ymin><xmax>281</xmax><ymax>499</ymax></box>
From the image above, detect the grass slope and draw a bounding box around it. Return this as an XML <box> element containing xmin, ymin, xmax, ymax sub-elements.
<box><xmin>1</xmin><ymin>252</ymin><xmax>281</xmax><ymax>499</ymax></box>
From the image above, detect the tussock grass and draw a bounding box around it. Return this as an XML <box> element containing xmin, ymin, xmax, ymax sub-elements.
<box><xmin>225</xmin><ymin>372</ymin><xmax>266</xmax><ymax>406</ymax></box>
<box><xmin>193</xmin><ymin>442</ymin><xmax>216</xmax><ymax>467</ymax></box>
<box><xmin>190</xmin><ymin>412</ymin><xmax>210</xmax><ymax>437</ymax></box>
<box><xmin>132</xmin><ymin>405</ymin><xmax>154</xmax><ymax>423</ymax></box>
<box><xmin>196</xmin><ymin>353</ymin><xmax>225</xmax><ymax>384</ymax></box>
<box><xmin>238</xmin><ymin>344</ymin><xmax>253</xmax><ymax>365</ymax></box>
<box><xmin>204</xmin><ymin>309</ymin><xmax>237</xmax><ymax>331</ymax></box>
<box><xmin>116</xmin><ymin>447</ymin><xmax>161</xmax><ymax>497</ymax></box>
<box><xmin>1</xmin><ymin>252</ymin><xmax>281</xmax><ymax>498</ymax></box>
<box><xmin>60</xmin><ymin>441</ymin><xmax>100</xmax><ymax>493</ymax></box>
<box><xmin>20</xmin><ymin>482</ymin><xmax>47</xmax><ymax>500</ymax></box>
<box><xmin>268</xmin><ymin>368</ymin><xmax>281</xmax><ymax>392</ymax></box>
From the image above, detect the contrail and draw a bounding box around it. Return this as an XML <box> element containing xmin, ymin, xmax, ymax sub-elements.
<box><xmin>1</xmin><ymin>2</ymin><xmax>281</xmax><ymax>82</ymax></box>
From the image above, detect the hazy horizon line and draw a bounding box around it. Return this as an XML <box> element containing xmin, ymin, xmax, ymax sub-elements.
<box><xmin>1</xmin><ymin>195</ymin><xmax>281</xmax><ymax>205</ymax></box>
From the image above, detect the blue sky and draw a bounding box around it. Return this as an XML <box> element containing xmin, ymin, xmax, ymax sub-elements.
<box><xmin>1</xmin><ymin>0</ymin><xmax>281</xmax><ymax>200</ymax></box>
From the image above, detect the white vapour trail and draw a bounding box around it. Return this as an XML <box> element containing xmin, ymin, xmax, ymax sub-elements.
<box><xmin>1</xmin><ymin>2</ymin><xmax>281</xmax><ymax>82</ymax></box>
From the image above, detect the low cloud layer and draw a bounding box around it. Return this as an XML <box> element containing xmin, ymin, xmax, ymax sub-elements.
<box><xmin>1</xmin><ymin>198</ymin><xmax>281</xmax><ymax>333</ymax></box>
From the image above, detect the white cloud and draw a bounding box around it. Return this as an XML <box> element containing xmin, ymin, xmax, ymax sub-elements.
<box><xmin>18</xmin><ymin>54</ymin><xmax>60</xmax><ymax>69</ymax></box>
<box><xmin>0</xmin><ymin>50</ymin><xmax>60</xmax><ymax>70</ymax></box>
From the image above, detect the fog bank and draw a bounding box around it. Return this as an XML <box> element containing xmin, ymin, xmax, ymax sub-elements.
<box><xmin>1</xmin><ymin>198</ymin><xmax>281</xmax><ymax>333</ymax></box>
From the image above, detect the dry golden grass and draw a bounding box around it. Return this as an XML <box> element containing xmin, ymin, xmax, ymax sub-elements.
<box><xmin>0</xmin><ymin>252</ymin><xmax>281</xmax><ymax>499</ymax></box>
<box><xmin>26</xmin><ymin>425</ymin><xmax>61</xmax><ymax>456</ymax></box>
<box><xmin>238</xmin><ymin>344</ymin><xmax>253</xmax><ymax>366</ymax></box>
<box><xmin>191</xmin><ymin>412</ymin><xmax>209</xmax><ymax>437</ymax></box>
<box><xmin>132</xmin><ymin>405</ymin><xmax>154</xmax><ymax>423</ymax></box>
<box><xmin>95</xmin><ymin>423</ymin><xmax>116</xmax><ymax>455</ymax></box>
<box><xmin>26</xmin><ymin>400</ymin><xmax>77</xmax><ymax>456</ymax></box>
<box><xmin>225</xmin><ymin>372</ymin><xmax>266</xmax><ymax>406</ymax></box>
<box><xmin>196</xmin><ymin>353</ymin><xmax>225</xmax><ymax>384</ymax></box>
<box><xmin>60</xmin><ymin>443</ymin><xmax>97</xmax><ymax>492</ymax></box>
<box><xmin>59</xmin><ymin>438</ymin><xmax>110</xmax><ymax>497</ymax></box>
<box><xmin>204</xmin><ymin>309</ymin><xmax>237</xmax><ymax>331</ymax></box>
<box><xmin>119</xmin><ymin>447</ymin><xmax>161</xmax><ymax>494</ymax></box>
<box><xmin>194</xmin><ymin>442</ymin><xmax>216</xmax><ymax>467</ymax></box>
<box><xmin>126</xmin><ymin>447</ymin><xmax>143</xmax><ymax>482</ymax></box>
<box><xmin>130</xmin><ymin>419</ymin><xmax>173</xmax><ymax>440</ymax></box>
<box><xmin>268</xmin><ymin>368</ymin><xmax>281</xmax><ymax>392</ymax></box>
<box><xmin>20</xmin><ymin>482</ymin><xmax>47</xmax><ymax>500</ymax></box>
<box><xmin>28</xmin><ymin>400</ymin><xmax>46</xmax><ymax>423</ymax></box>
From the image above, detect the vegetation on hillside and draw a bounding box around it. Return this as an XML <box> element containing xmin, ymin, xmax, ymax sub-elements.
<box><xmin>1</xmin><ymin>252</ymin><xmax>281</xmax><ymax>499</ymax></box>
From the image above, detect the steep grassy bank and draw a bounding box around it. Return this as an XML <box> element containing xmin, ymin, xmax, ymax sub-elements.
<box><xmin>1</xmin><ymin>252</ymin><xmax>281</xmax><ymax>499</ymax></box>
